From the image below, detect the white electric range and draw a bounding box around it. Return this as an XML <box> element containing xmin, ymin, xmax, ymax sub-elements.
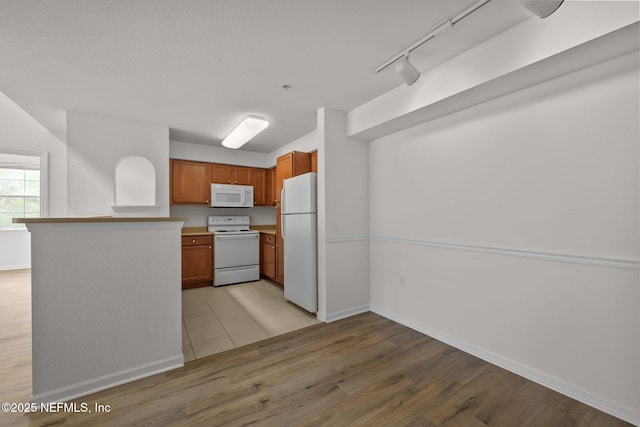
<box><xmin>208</xmin><ymin>216</ymin><xmax>260</xmax><ymax>286</ymax></box>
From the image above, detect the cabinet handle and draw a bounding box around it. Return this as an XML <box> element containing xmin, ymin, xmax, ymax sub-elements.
<box><xmin>192</xmin><ymin>239</ymin><xmax>196</xmax><ymax>243</ymax></box>
<box><xmin>209</xmin><ymin>246</ymin><xmax>212</xmax><ymax>249</ymax></box>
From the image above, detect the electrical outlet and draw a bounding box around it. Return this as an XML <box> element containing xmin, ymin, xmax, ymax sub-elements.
<box><xmin>330</xmin><ymin>224</ymin><xmax>339</xmax><ymax>232</ymax></box>
<box><xmin>399</xmin><ymin>275</ymin><xmax>406</xmax><ymax>286</ymax></box>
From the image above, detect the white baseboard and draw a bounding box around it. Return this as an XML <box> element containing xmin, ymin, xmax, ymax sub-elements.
<box><xmin>370</xmin><ymin>305</ymin><xmax>639</xmax><ymax>426</ymax></box>
<box><xmin>324</xmin><ymin>304</ymin><xmax>370</xmax><ymax>323</ymax></box>
<box><xmin>30</xmin><ymin>355</ymin><xmax>184</xmax><ymax>404</ymax></box>
<box><xmin>0</xmin><ymin>264</ymin><xmax>30</xmax><ymax>271</ymax></box>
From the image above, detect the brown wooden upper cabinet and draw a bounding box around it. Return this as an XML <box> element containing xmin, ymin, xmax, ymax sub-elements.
<box><xmin>170</xmin><ymin>159</ymin><xmax>211</xmax><ymax>205</ymax></box>
<box><xmin>311</xmin><ymin>151</ymin><xmax>318</xmax><ymax>172</ymax></box>
<box><xmin>253</xmin><ymin>168</ymin><xmax>267</xmax><ymax>206</ymax></box>
<box><xmin>211</xmin><ymin>163</ymin><xmax>254</xmax><ymax>185</ymax></box>
<box><xmin>275</xmin><ymin>151</ymin><xmax>311</xmax><ymax>203</ymax></box>
<box><xmin>211</xmin><ymin>163</ymin><xmax>232</xmax><ymax>184</ymax></box>
<box><xmin>274</xmin><ymin>151</ymin><xmax>311</xmax><ymax>285</ymax></box>
<box><xmin>267</xmin><ymin>167</ymin><xmax>277</xmax><ymax>206</ymax></box>
<box><xmin>171</xmin><ymin>155</ymin><xmax>309</xmax><ymax>211</ymax></box>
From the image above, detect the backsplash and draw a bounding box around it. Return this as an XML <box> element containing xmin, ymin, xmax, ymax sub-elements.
<box><xmin>170</xmin><ymin>205</ymin><xmax>276</xmax><ymax>227</ymax></box>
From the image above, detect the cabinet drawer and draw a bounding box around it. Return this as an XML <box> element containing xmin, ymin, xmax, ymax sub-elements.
<box><xmin>261</xmin><ymin>233</ymin><xmax>276</xmax><ymax>245</ymax></box>
<box><xmin>182</xmin><ymin>235</ymin><xmax>213</xmax><ymax>246</ymax></box>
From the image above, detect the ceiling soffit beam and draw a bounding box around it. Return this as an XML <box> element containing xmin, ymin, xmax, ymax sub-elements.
<box><xmin>348</xmin><ymin>3</ymin><xmax>639</xmax><ymax>140</ymax></box>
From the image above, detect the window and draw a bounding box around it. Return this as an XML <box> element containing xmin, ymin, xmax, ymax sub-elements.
<box><xmin>0</xmin><ymin>153</ymin><xmax>42</xmax><ymax>230</ymax></box>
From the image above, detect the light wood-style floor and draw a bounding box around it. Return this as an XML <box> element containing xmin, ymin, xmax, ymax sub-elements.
<box><xmin>0</xmin><ymin>270</ymin><xmax>631</xmax><ymax>426</ymax></box>
<box><xmin>0</xmin><ymin>269</ymin><xmax>31</xmax><ymax>419</ymax></box>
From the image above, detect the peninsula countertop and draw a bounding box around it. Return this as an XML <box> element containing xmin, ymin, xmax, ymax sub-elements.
<box><xmin>14</xmin><ymin>216</ymin><xmax>187</xmax><ymax>224</ymax></box>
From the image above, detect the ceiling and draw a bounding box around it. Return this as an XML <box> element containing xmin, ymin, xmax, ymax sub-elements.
<box><xmin>0</xmin><ymin>0</ymin><xmax>531</xmax><ymax>153</ymax></box>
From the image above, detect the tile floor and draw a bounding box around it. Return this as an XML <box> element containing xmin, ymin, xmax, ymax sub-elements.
<box><xmin>182</xmin><ymin>279</ymin><xmax>320</xmax><ymax>361</ymax></box>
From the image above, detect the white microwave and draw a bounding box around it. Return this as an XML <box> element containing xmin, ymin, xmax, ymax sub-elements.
<box><xmin>210</xmin><ymin>184</ymin><xmax>254</xmax><ymax>208</ymax></box>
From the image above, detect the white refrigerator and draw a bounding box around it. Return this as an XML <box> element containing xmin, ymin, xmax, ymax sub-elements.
<box><xmin>281</xmin><ymin>172</ymin><xmax>317</xmax><ymax>313</ymax></box>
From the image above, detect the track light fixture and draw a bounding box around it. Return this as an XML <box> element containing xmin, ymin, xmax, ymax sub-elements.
<box><xmin>520</xmin><ymin>0</ymin><xmax>564</xmax><ymax>18</ymax></box>
<box><xmin>375</xmin><ymin>0</ymin><xmax>565</xmax><ymax>86</ymax></box>
<box><xmin>374</xmin><ymin>0</ymin><xmax>487</xmax><ymax>85</ymax></box>
<box><xmin>396</xmin><ymin>56</ymin><xmax>420</xmax><ymax>86</ymax></box>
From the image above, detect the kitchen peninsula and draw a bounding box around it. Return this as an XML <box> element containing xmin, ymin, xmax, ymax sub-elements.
<box><xmin>15</xmin><ymin>216</ymin><xmax>185</xmax><ymax>404</ymax></box>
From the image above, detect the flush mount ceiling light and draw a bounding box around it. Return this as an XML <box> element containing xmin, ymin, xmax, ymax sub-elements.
<box><xmin>520</xmin><ymin>0</ymin><xmax>564</xmax><ymax>18</ymax></box>
<box><xmin>221</xmin><ymin>115</ymin><xmax>269</xmax><ymax>149</ymax></box>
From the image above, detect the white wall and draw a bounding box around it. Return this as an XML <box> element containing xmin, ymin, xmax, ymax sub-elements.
<box><xmin>264</xmin><ymin>129</ymin><xmax>319</xmax><ymax>167</ymax></box>
<box><xmin>368</xmin><ymin>51</ymin><xmax>639</xmax><ymax>424</ymax></box>
<box><xmin>0</xmin><ymin>91</ymin><xmax>67</xmax><ymax>269</ymax></box>
<box><xmin>316</xmin><ymin>108</ymin><xmax>369</xmax><ymax>322</ymax></box>
<box><xmin>348</xmin><ymin>1</ymin><xmax>639</xmax><ymax>141</ymax></box>
<box><xmin>28</xmin><ymin>220</ymin><xmax>183</xmax><ymax>403</ymax></box>
<box><xmin>66</xmin><ymin>112</ymin><xmax>170</xmax><ymax>217</ymax></box>
<box><xmin>171</xmin><ymin>131</ymin><xmax>319</xmax><ymax>169</ymax></box>
<box><xmin>0</xmin><ymin>231</ymin><xmax>31</xmax><ymax>270</ymax></box>
<box><xmin>170</xmin><ymin>140</ymin><xmax>269</xmax><ymax>168</ymax></box>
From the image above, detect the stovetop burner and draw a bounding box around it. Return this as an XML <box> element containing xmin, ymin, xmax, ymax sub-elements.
<box><xmin>207</xmin><ymin>215</ymin><xmax>256</xmax><ymax>233</ymax></box>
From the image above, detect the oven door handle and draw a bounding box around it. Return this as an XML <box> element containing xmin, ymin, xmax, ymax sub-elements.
<box><xmin>214</xmin><ymin>234</ymin><xmax>259</xmax><ymax>240</ymax></box>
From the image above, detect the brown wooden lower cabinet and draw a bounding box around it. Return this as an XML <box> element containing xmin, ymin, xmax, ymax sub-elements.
<box><xmin>181</xmin><ymin>235</ymin><xmax>213</xmax><ymax>289</ymax></box>
<box><xmin>260</xmin><ymin>233</ymin><xmax>276</xmax><ymax>281</ymax></box>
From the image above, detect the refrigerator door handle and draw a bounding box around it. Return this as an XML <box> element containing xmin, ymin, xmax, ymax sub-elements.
<box><xmin>280</xmin><ymin>186</ymin><xmax>286</xmax><ymax>239</ymax></box>
<box><xmin>281</xmin><ymin>214</ymin><xmax>285</xmax><ymax>239</ymax></box>
<box><xmin>281</xmin><ymin>187</ymin><xmax>285</xmax><ymax>213</ymax></box>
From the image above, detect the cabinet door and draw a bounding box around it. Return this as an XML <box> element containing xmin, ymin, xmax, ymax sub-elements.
<box><xmin>268</xmin><ymin>167</ymin><xmax>277</xmax><ymax>206</ymax></box>
<box><xmin>311</xmin><ymin>151</ymin><xmax>318</xmax><ymax>172</ymax></box>
<box><xmin>276</xmin><ymin>154</ymin><xmax>293</xmax><ymax>204</ymax></box>
<box><xmin>276</xmin><ymin>151</ymin><xmax>311</xmax><ymax>202</ymax></box>
<box><xmin>182</xmin><ymin>244</ymin><xmax>213</xmax><ymax>289</ymax></box>
<box><xmin>211</xmin><ymin>164</ymin><xmax>233</xmax><ymax>184</ymax></box>
<box><xmin>275</xmin><ymin>206</ymin><xmax>284</xmax><ymax>285</ymax></box>
<box><xmin>263</xmin><ymin>242</ymin><xmax>276</xmax><ymax>280</ymax></box>
<box><xmin>292</xmin><ymin>151</ymin><xmax>312</xmax><ymax>176</ymax></box>
<box><xmin>274</xmin><ymin>151</ymin><xmax>312</xmax><ymax>286</ymax></box>
<box><xmin>253</xmin><ymin>168</ymin><xmax>266</xmax><ymax>206</ymax></box>
<box><xmin>171</xmin><ymin>160</ymin><xmax>211</xmax><ymax>205</ymax></box>
<box><xmin>233</xmin><ymin>166</ymin><xmax>253</xmax><ymax>185</ymax></box>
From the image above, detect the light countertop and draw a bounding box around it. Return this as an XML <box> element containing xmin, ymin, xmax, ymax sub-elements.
<box><xmin>14</xmin><ymin>216</ymin><xmax>186</xmax><ymax>224</ymax></box>
<box><xmin>181</xmin><ymin>225</ymin><xmax>277</xmax><ymax>236</ymax></box>
<box><xmin>251</xmin><ymin>225</ymin><xmax>276</xmax><ymax>235</ymax></box>
<box><xmin>182</xmin><ymin>226</ymin><xmax>213</xmax><ymax>236</ymax></box>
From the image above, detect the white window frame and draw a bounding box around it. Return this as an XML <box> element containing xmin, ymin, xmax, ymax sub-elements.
<box><xmin>0</xmin><ymin>149</ymin><xmax>48</xmax><ymax>230</ymax></box>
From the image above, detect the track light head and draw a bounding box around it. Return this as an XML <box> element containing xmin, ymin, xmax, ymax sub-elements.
<box><xmin>396</xmin><ymin>56</ymin><xmax>420</xmax><ymax>86</ymax></box>
<box><xmin>520</xmin><ymin>0</ymin><xmax>564</xmax><ymax>18</ymax></box>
